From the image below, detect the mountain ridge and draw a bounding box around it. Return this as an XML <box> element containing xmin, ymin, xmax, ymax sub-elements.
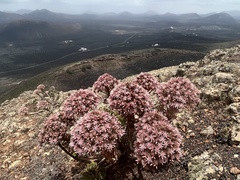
<box><xmin>1</xmin><ymin>9</ymin><xmax>240</xmax><ymax>24</ymax></box>
<box><xmin>203</xmin><ymin>12</ymin><xmax>239</xmax><ymax>26</ymax></box>
<box><xmin>0</xmin><ymin>9</ymin><xmax>239</xmax><ymax>44</ymax></box>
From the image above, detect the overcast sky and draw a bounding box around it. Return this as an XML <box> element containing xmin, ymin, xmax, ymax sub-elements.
<box><xmin>1</xmin><ymin>0</ymin><xmax>240</xmax><ymax>14</ymax></box>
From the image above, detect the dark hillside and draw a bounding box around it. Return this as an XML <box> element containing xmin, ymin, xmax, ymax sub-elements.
<box><xmin>23</xmin><ymin>9</ymin><xmax>75</xmax><ymax>22</ymax></box>
<box><xmin>0</xmin><ymin>20</ymin><xmax>81</xmax><ymax>43</ymax></box>
<box><xmin>0</xmin><ymin>48</ymin><xmax>204</xmax><ymax>103</ymax></box>
<box><xmin>203</xmin><ymin>12</ymin><xmax>240</xmax><ymax>27</ymax></box>
<box><xmin>0</xmin><ymin>11</ymin><xmax>22</xmax><ymax>24</ymax></box>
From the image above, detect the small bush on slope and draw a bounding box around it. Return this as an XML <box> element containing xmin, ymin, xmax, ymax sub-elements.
<box><xmin>35</xmin><ymin>73</ymin><xmax>200</xmax><ymax>178</ymax></box>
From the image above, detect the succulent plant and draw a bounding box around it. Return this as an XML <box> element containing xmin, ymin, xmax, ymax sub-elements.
<box><xmin>134</xmin><ymin>111</ymin><xmax>182</xmax><ymax>168</ymax></box>
<box><xmin>39</xmin><ymin>113</ymin><xmax>67</xmax><ymax>145</ymax></box>
<box><xmin>37</xmin><ymin>73</ymin><xmax>201</xmax><ymax>175</ymax></box>
<box><xmin>70</xmin><ymin>110</ymin><xmax>125</xmax><ymax>162</ymax></box>
<box><xmin>93</xmin><ymin>73</ymin><xmax>119</xmax><ymax>97</ymax></box>
<box><xmin>156</xmin><ymin>77</ymin><xmax>201</xmax><ymax>119</ymax></box>
<box><xmin>108</xmin><ymin>82</ymin><xmax>154</xmax><ymax>120</ymax></box>
<box><xmin>62</xmin><ymin>89</ymin><xmax>100</xmax><ymax>121</ymax></box>
<box><xmin>133</xmin><ymin>72</ymin><xmax>160</xmax><ymax>92</ymax></box>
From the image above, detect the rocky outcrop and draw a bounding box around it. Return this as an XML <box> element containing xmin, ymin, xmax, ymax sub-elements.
<box><xmin>188</xmin><ymin>151</ymin><xmax>224</xmax><ymax>180</ymax></box>
<box><xmin>229</xmin><ymin>85</ymin><xmax>240</xmax><ymax>103</ymax></box>
<box><xmin>174</xmin><ymin>45</ymin><xmax>240</xmax><ymax>179</ymax></box>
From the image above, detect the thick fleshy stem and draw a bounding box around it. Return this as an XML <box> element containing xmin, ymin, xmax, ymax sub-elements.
<box><xmin>58</xmin><ymin>143</ymin><xmax>90</xmax><ymax>163</ymax></box>
<box><xmin>137</xmin><ymin>164</ymin><xmax>144</xmax><ymax>180</ymax></box>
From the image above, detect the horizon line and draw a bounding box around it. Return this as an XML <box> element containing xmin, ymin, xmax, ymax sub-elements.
<box><xmin>1</xmin><ymin>8</ymin><xmax>240</xmax><ymax>16</ymax></box>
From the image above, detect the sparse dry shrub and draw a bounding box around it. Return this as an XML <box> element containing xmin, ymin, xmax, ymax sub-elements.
<box><xmin>33</xmin><ymin>85</ymin><xmax>62</xmax><ymax>112</ymax></box>
<box><xmin>36</xmin><ymin>100</ymin><xmax>49</xmax><ymax>110</ymax></box>
<box><xmin>18</xmin><ymin>105</ymin><xmax>29</xmax><ymax>115</ymax></box>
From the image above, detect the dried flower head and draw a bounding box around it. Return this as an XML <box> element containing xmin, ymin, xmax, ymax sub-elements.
<box><xmin>134</xmin><ymin>111</ymin><xmax>182</xmax><ymax>168</ymax></box>
<box><xmin>34</xmin><ymin>84</ymin><xmax>45</xmax><ymax>94</ymax></box>
<box><xmin>156</xmin><ymin>77</ymin><xmax>200</xmax><ymax>119</ymax></box>
<box><xmin>39</xmin><ymin>113</ymin><xmax>67</xmax><ymax>145</ymax></box>
<box><xmin>37</xmin><ymin>84</ymin><xmax>45</xmax><ymax>90</ymax></box>
<box><xmin>93</xmin><ymin>73</ymin><xmax>119</xmax><ymax>96</ymax></box>
<box><xmin>36</xmin><ymin>100</ymin><xmax>49</xmax><ymax>110</ymax></box>
<box><xmin>18</xmin><ymin>105</ymin><xmax>29</xmax><ymax>115</ymax></box>
<box><xmin>62</xmin><ymin>89</ymin><xmax>100</xmax><ymax>121</ymax></box>
<box><xmin>133</xmin><ymin>72</ymin><xmax>160</xmax><ymax>92</ymax></box>
<box><xmin>70</xmin><ymin>110</ymin><xmax>125</xmax><ymax>161</ymax></box>
<box><xmin>108</xmin><ymin>82</ymin><xmax>154</xmax><ymax>119</ymax></box>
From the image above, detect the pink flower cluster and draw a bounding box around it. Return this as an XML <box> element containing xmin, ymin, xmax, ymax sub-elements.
<box><xmin>133</xmin><ymin>72</ymin><xmax>160</xmax><ymax>92</ymax></box>
<box><xmin>156</xmin><ymin>77</ymin><xmax>201</xmax><ymax>118</ymax></box>
<box><xmin>134</xmin><ymin>111</ymin><xmax>182</xmax><ymax>168</ymax></box>
<box><xmin>70</xmin><ymin>110</ymin><xmax>125</xmax><ymax>161</ymax></box>
<box><xmin>39</xmin><ymin>113</ymin><xmax>67</xmax><ymax>145</ymax></box>
<box><xmin>108</xmin><ymin>82</ymin><xmax>154</xmax><ymax>119</ymax></box>
<box><xmin>93</xmin><ymin>73</ymin><xmax>119</xmax><ymax>96</ymax></box>
<box><xmin>38</xmin><ymin>73</ymin><xmax>201</xmax><ymax>171</ymax></box>
<box><xmin>62</xmin><ymin>89</ymin><xmax>100</xmax><ymax>121</ymax></box>
<box><xmin>38</xmin><ymin>89</ymin><xmax>100</xmax><ymax>146</ymax></box>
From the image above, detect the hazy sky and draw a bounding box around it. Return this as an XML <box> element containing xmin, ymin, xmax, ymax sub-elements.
<box><xmin>1</xmin><ymin>0</ymin><xmax>240</xmax><ymax>14</ymax></box>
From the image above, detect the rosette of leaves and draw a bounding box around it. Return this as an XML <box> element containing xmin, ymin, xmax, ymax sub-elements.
<box><xmin>70</xmin><ymin>110</ymin><xmax>125</xmax><ymax>162</ymax></box>
<box><xmin>133</xmin><ymin>72</ymin><xmax>160</xmax><ymax>92</ymax></box>
<box><xmin>108</xmin><ymin>82</ymin><xmax>154</xmax><ymax>120</ymax></box>
<box><xmin>156</xmin><ymin>77</ymin><xmax>201</xmax><ymax>119</ymax></box>
<box><xmin>134</xmin><ymin>111</ymin><xmax>182</xmax><ymax>169</ymax></box>
<box><xmin>62</xmin><ymin>89</ymin><xmax>100</xmax><ymax>121</ymax></box>
<box><xmin>39</xmin><ymin>113</ymin><xmax>67</xmax><ymax>145</ymax></box>
<box><xmin>93</xmin><ymin>73</ymin><xmax>119</xmax><ymax>97</ymax></box>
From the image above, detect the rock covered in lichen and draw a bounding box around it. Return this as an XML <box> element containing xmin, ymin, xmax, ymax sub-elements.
<box><xmin>229</xmin><ymin>85</ymin><xmax>240</xmax><ymax>103</ymax></box>
<box><xmin>188</xmin><ymin>151</ymin><xmax>224</xmax><ymax>180</ymax></box>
